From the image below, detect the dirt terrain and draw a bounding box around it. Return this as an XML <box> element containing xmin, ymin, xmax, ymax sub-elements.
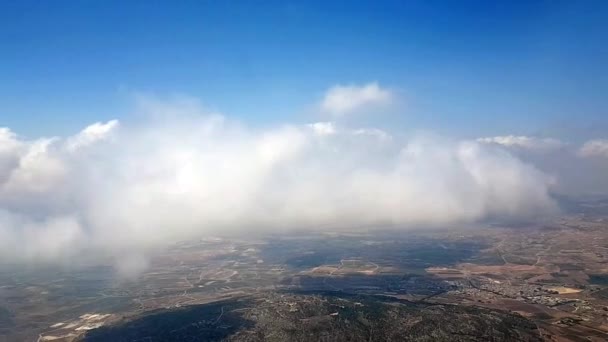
<box><xmin>2</xmin><ymin>205</ymin><xmax>608</xmax><ymax>341</ymax></box>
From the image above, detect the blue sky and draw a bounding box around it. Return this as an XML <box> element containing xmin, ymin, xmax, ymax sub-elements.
<box><xmin>1</xmin><ymin>0</ymin><xmax>607</xmax><ymax>140</ymax></box>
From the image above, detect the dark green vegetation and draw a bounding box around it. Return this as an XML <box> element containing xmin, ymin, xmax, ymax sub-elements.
<box><xmin>85</xmin><ymin>299</ymin><xmax>253</xmax><ymax>342</ymax></box>
<box><xmin>589</xmin><ymin>274</ymin><xmax>608</xmax><ymax>285</ymax></box>
<box><xmin>284</xmin><ymin>273</ymin><xmax>453</xmax><ymax>296</ymax></box>
<box><xmin>83</xmin><ymin>292</ymin><xmax>541</xmax><ymax>342</ymax></box>
<box><xmin>261</xmin><ymin>234</ymin><xmax>488</xmax><ymax>271</ymax></box>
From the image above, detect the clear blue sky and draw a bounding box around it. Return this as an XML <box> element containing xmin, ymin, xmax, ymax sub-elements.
<box><xmin>1</xmin><ymin>0</ymin><xmax>607</xmax><ymax>140</ymax></box>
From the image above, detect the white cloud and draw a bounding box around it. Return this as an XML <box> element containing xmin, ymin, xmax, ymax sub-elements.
<box><xmin>352</xmin><ymin>128</ymin><xmax>392</xmax><ymax>142</ymax></box>
<box><xmin>306</xmin><ymin>122</ymin><xmax>391</xmax><ymax>142</ymax></box>
<box><xmin>0</xmin><ymin>96</ymin><xmax>559</xmax><ymax>275</ymax></box>
<box><xmin>477</xmin><ymin>135</ymin><xmax>565</xmax><ymax>151</ymax></box>
<box><xmin>320</xmin><ymin>82</ymin><xmax>392</xmax><ymax>116</ymax></box>
<box><xmin>307</xmin><ymin>122</ymin><xmax>336</xmax><ymax>136</ymax></box>
<box><xmin>65</xmin><ymin>120</ymin><xmax>119</xmax><ymax>152</ymax></box>
<box><xmin>579</xmin><ymin>139</ymin><xmax>608</xmax><ymax>158</ymax></box>
<box><xmin>2</xmin><ymin>137</ymin><xmax>65</xmax><ymax>195</ymax></box>
<box><xmin>0</xmin><ymin>128</ymin><xmax>24</xmax><ymax>184</ymax></box>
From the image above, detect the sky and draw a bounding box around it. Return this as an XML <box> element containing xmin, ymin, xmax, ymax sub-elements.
<box><xmin>1</xmin><ymin>1</ymin><xmax>608</xmax><ymax>274</ymax></box>
<box><xmin>2</xmin><ymin>0</ymin><xmax>608</xmax><ymax>139</ymax></box>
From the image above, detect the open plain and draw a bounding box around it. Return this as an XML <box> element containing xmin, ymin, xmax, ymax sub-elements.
<box><xmin>1</xmin><ymin>199</ymin><xmax>608</xmax><ymax>341</ymax></box>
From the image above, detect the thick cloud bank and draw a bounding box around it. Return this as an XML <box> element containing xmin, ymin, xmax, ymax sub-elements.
<box><xmin>0</xmin><ymin>98</ymin><xmax>558</xmax><ymax>270</ymax></box>
<box><xmin>477</xmin><ymin>135</ymin><xmax>608</xmax><ymax>195</ymax></box>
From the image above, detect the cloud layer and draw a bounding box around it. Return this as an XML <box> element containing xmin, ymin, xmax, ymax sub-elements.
<box><xmin>0</xmin><ymin>97</ymin><xmax>564</xmax><ymax>273</ymax></box>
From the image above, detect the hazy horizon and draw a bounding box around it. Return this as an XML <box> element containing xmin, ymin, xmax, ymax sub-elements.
<box><xmin>1</xmin><ymin>1</ymin><xmax>608</xmax><ymax>276</ymax></box>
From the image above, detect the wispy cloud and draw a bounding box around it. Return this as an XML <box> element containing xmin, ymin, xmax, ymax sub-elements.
<box><xmin>307</xmin><ymin>121</ymin><xmax>336</xmax><ymax>136</ymax></box>
<box><xmin>352</xmin><ymin>128</ymin><xmax>392</xmax><ymax>142</ymax></box>
<box><xmin>579</xmin><ymin>139</ymin><xmax>608</xmax><ymax>158</ymax></box>
<box><xmin>477</xmin><ymin>135</ymin><xmax>565</xmax><ymax>151</ymax></box>
<box><xmin>65</xmin><ymin>120</ymin><xmax>119</xmax><ymax>152</ymax></box>
<box><xmin>320</xmin><ymin>82</ymin><xmax>392</xmax><ymax>116</ymax></box>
